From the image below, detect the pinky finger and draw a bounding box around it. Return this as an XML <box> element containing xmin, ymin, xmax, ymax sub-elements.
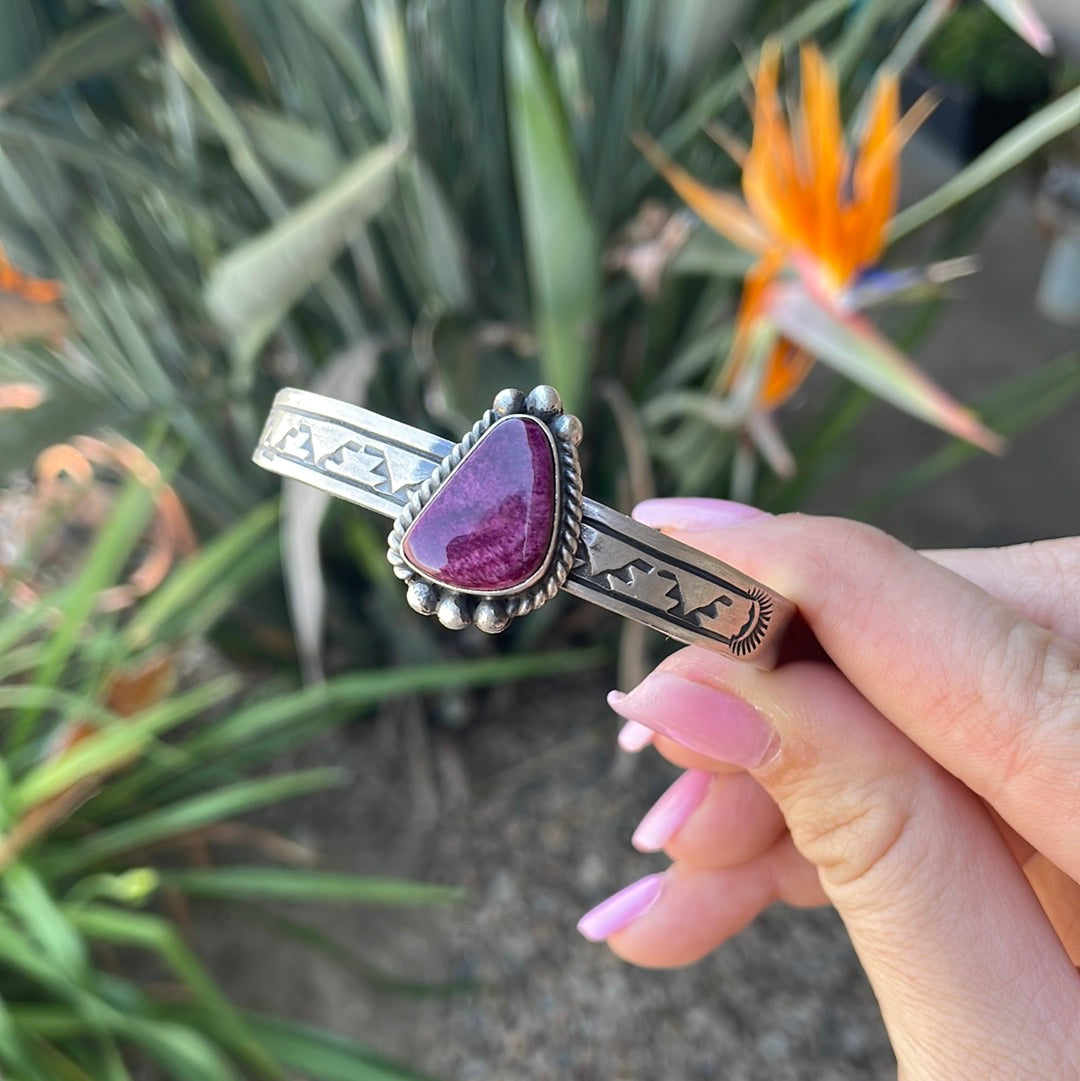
<box><xmin>582</xmin><ymin>836</ymin><xmax>824</xmax><ymax>969</ymax></box>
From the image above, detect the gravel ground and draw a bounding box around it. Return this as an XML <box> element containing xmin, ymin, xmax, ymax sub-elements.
<box><xmin>199</xmin><ymin>676</ymin><xmax>894</xmax><ymax>1081</ymax></box>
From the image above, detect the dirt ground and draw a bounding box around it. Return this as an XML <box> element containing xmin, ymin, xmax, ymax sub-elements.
<box><xmin>196</xmin><ymin>137</ymin><xmax>1078</xmax><ymax>1080</ymax></box>
<box><xmin>201</xmin><ymin>675</ymin><xmax>894</xmax><ymax>1081</ymax></box>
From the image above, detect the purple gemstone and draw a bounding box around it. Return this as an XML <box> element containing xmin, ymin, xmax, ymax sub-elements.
<box><xmin>403</xmin><ymin>416</ymin><xmax>558</xmax><ymax>593</ymax></box>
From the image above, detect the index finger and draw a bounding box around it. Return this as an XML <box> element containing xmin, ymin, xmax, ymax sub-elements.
<box><xmin>636</xmin><ymin>504</ymin><xmax>1080</xmax><ymax>883</ymax></box>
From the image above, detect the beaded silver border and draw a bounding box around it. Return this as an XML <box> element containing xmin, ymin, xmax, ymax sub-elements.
<box><xmin>385</xmin><ymin>386</ymin><xmax>584</xmax><ymax>634</ymax></box>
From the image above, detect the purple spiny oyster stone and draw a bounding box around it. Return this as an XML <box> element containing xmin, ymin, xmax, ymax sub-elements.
<box><xmin>402</xmin><ymin>416</ymin><xmax>558</xmax><ymax>593</ymax></box>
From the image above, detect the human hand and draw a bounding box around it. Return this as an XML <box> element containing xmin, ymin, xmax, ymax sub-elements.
<box><xmin>576</xmin><ymin>500</ymin><xmax>1080</xmax><ymax>1080</ymax></box>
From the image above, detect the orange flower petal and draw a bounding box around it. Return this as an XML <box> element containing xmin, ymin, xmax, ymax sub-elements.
<box><xmin>0</xmin><ymin>244</ymin><xmax>63</xmax><ymax>305</ymax></box>
<box><xmin>724</xmin><ymin>254</ymin><xmax>812</xmax><ymax>408</ymax></box>
<box><xmin>798</xmin><ymin>44</ymin><xmax>845</xmax><ymax>279</ymax></box>
<box><xmin>743</xmin><ymin>43</ymin><xmax>808</xmax><ymax>250</ymax></box>
<box><xmin>634</xmin><ymin>134</ymin><xmax>769</xmax><ymax>255</ymax></box>
<box><xmin>761</xmin><ymin>342</ymin><xmax>814</xmax><ymax>408</ymax></box>
<box><xmin>844</xmin><ymin>73</ymin><xmax>900</xmax><ymax>269</ymax></box>
<box><xmin>845</xmin><ymin>77</ymin><xmax>935</xmax><ymax>273</ymax></box>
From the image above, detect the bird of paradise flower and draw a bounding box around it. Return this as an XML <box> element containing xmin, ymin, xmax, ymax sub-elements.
<box><xmin>0</xmin><ymin>243</ymin><xmax>63</xmax><ymax>304</ymax></box>
<box><xmin>637</xmin><ymin>39</ymin><xmax>1008</xmax><ymax>479</ymax></box>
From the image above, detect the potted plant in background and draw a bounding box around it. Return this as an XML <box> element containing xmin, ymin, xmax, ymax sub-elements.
<box><xmin>913</xmin><ymin>0</ymin><xmax>1055</xmax><ymax>158</ymax></box>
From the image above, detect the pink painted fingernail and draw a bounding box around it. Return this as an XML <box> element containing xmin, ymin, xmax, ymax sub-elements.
<box><xmin>613</xmin><ymin>694</ymin><xmax>655</xmax><ymax>753</ymax></box>
<box><xmin>608</xmin><ymin>670</ymin><xmax>777</xmax><ymax>768</ymax></box>
<box><xmin>632</xmin><ymin>769</ymin><xmax>712</xmax><ymax>852</ymax></box>
<box><xmin>632</xmin><ymin>497</ymin><xmax>770</xmax><ymax>532</ymax></box>
<box><xmin>577</xmin><ymin>873</ymin><xmax>665</xmax><ymax>942</ymax></box>
<box><xmin>617</xmin><ymin>719</ymin><xmax>654</xmax><ymax>753</ymax></box>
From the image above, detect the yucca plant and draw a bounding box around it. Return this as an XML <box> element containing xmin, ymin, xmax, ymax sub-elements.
<box><xmin>1</xmin><ymin>1</ymin><xmax>1078</xmax><ymax>668</ymax></box>
<box><xmin>0</xmin><ymin>446</ymin><xmax>599</xmax><ymax>1080</ymax></box>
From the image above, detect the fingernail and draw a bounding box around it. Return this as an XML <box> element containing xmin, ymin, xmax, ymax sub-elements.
<box><xmin>611</xmin><ymin>692</ymin><xmax>654</xmax><ymax>752</ymax></box>
<box><xmin>577</xmin><ymin>873</ymin><xmax>665</xmax><ymax>942</ymax></box>
<box><xmin>608</xmin><ymin>670</ymin><xmax>777</xmax><ymax>768</ymax></box>
<box><xmin>632</xmin><ymin>497</ymin><xmax>770</xmax><ymax>532</ymax></box>
<box><xmin>610</xmin><ymin>690</ymin><xmax>650</xmax><ymax>752</ymax></box>
<box><xmin>617</xmin><ymin>719</ymin><xmax>655</xmax><ymax>753</ymax></box>
<box><xmin>632</xmin><ymin>769</ymin><xmax>712</xmax><ymax>852</ymax></box>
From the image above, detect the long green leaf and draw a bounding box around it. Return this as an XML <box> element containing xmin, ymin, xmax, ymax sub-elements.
<box><xmin>0</xmin><ymin>685</ymin><xmax>115</xmax><ymax>727</ymax></box>
<box><xmin>110</xmin><ymin>1017</ymin><xmax>239</xmax><ymax>1081</ymax></box>
<box><xmin>0</xmin><ymin>997</ymin><xmax>58</xmax><ymax>1081</ymax></box>
<box><xmin>855</xmin><ymin>350</ymin><xmax>1080</xmax><ymax>517</ymax></box>
<box><xmin>291</xmin><ymin>0</ymin><xmax>389</xmax><ymax>131</ymax></box>
<box><xmin>205</xmin><ymin>140</ymin><xmax>404</xmax><ymax>369</ymax></box>
<box><xmin>245</xmin><ymin>1013</ymin><xmax>438</xmax><ymax>1081</ymax></box>
<box><xmin>402</xmin><ymin>160</ymin><xmax>473</xmax><ymax>311</ymax></box>
<box><xmin>195</xmin><ymin>647</ymin><xmax>606</xmax><ymax>753</ymax></box>
<box><xmin>139</xmin><ymin>2</ymin><xmax>369</xmax><ymax>356</ymax></box>
<box><xmin>831</xmin><ymin>0</ymin><xmax>919</xmax><ymax>80</ymax></box>
<box><xmin>0</xmin><ymin>12</ymin><xmax>152</xmax><ymax>106</ymax></box>
<box><xmin>92</xmin><ymin>648</ymin><xmax>603</xmax><ymax>815</ymax></box>
<box><xmin>0</xmin><ymin>116</ymin><xmax>196</xmax><ymax>206</ymax></box>
<box><xmin>0</xmin><ymin>643</ymin><xmax>51</xmax><ymax>684</ymax></box>
<box><xmin>0</xmin><ymin>964</ymin><xmax>232</xmax><ymax>1081</ymax></box>
<box><xmin>241</xmin><ymin>910</ymin><xmax>471</xmax><ymax>997</ymax></box>
<box><xmin>13</xmin><ymin>474</ymin><xmax>159</xmax><ymax>748</ymax></box>
<box><xmin>67</xmin><ymin>905</ymin><xmax>280</xmax><ymax>1080</ymax></box>
<box><xmin>0</xmin><ymin>591</ymin><xmax>60</xmax><ymax>660</ymax></box>
<box><xmin>161</xmin><ymin>868</ymin><xmax>463</xmax><ymax>906</ymax></box>
<box><xmin>766</xmin><ymin>282</ymin><xmax>1002</xmax><ymax>452</ymax></box>
<box><xmin>4</xmin><ymin>863</ymin><xmax>88</xmax><ymax>979</ymax></box>
<box><xmin>891</xmin><ymin>83</ymin><xmax>1080</xmax><ymax>240</ymax></box>
<box><xmin>27</xmin><ymin>1041</ymin><xmax>106</xmax><ymax>1081</ymax></box>
<box><xmin>5</xmin><ymin>1005</ymin><xmax>90</xmax><ymax>1038</ymax></box>
<box><xmin>234</xmin><ymin>105</ymin><xmax>341</xmax><ymax>190</ymax></box>
<box><xmin>47</xmin><ymin>769</ymin><xmax>343</xmax><ymax>876</ymax></box>
<box><xmin>13</xmin><ymin>677</ymin><xmax>238</xmax><ymax>811</ymax></box>
<box><xmin>505</xmin><ymin>2</ymin><xmax>599</xmax><ymax>416</ymax></box>
<box><xmin>659</xmin><ymin>0</ymin><xmax>854</xmax><ymax>155</ymax></box>
<box><xmin>125</xmin><ymin>501</ymin><xmax>278</xmax><ymax>649</ymax></box>
<box><xmin>0</xmin><ymin>915</ymin><xmax>83</xmax><ymax>1001</ymax></box>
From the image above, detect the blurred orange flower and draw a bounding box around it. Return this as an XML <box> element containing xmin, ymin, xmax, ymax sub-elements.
<box><xmin>643</xmin><ymin>42</ymin><xmax>930</xmax><ymax>408</ymax></box>
<box><xmin>0</xmin><ymin>243</ymin><xmax>63</xmax><ymax>304</ymax></box>
<box><xmin>638</xmin><ymin>41</ymin><xmax>1000</xmax><ymax>459</ymax></box>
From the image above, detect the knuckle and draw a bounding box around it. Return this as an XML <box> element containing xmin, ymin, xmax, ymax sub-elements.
<box><xmin>795</xmin><ymin>514</ymin><xmax>898</xmax><ymax>572</ymax></box>
<box><xmin>925</xmin><ymin>601</ymin><xmax>1080</xmax><ymax>808</ymax></box>
<box><xmin>792</xmin><ymin>514</ymin><xmax>910</xmax><ymax>623</ymax></box>
<box><xmin>980</xmin><ymin>618</ymin><xmax>1080</xmax><ymax>805</ymax></box>
<box><xmin>771</xmin><ymin>765</ymin><xmax>920</xmax><ymax>893</ymax></box>
<box><xmin>1015</xmin><ymin>538</ymin><xmax>1080</xmax><ymax>639</ymax></box>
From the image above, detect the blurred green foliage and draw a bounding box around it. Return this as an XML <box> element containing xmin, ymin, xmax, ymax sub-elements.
<box><xmin>925</xmin><ymin>1</ymin><xmax>1053</xmax><ymax>100</ymax></box>
<box><xmin>0</xmin><ymin>475</ymin><xmax>598</xmax><ymax>1079</ymax></box>
<box><xmin>0</xmin><ymin>0</ymin><xmax>1072</xmax><ymax>534</ymax></box>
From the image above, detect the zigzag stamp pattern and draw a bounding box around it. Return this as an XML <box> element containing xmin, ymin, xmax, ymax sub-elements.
<box><xmin>568</xmin><ymin>519</ymin><xmax>772</xmax><ymax>656</ymax></box>
<box><xmin>259</xmin><ymin>408</ymin><xmax>440</xmax><ymax>512</ymax></box>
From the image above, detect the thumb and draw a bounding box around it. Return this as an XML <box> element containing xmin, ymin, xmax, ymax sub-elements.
<box><xmin>610</xmin><ymin>646</ymin><xmax>1080</xmax><ymax>1079</ymax></box>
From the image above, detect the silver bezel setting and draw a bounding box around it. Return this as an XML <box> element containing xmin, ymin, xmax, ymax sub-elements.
<box><xmin>386</xmin><ymin>386</ymin><xmax>584</xmax><ymax>634</ymax></box>
<box><xmin>398</xmin><ymin>415</ymin><xmax>562</xmax><ymax>599</ymax></box>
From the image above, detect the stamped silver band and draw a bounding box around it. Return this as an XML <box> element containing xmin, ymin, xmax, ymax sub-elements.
<box><xmin>254</xmin><ymin>388</ymin><xmax>795</xmax><ymax>668</ymax></box>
